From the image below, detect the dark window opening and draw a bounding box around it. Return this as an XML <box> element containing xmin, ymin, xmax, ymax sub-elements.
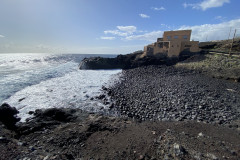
<box><xmin>158</xmin><ymin>42</ymin><xmax>163</xmax><ymax>48</ymax></box>
<box><xmin>183</xmin><ymin>35</ymin><xmax>188</xmax><ymax>39</ymax></box>
<box><xmin>164</xmin><ymin>42</ymin><xmax>169</xmax><ymax>48</ymax></box>
<box><xmin>185</xmin><ymin>45</ymin><xmax>191</xmax><ymax>48</ymax></box>
<box><xmin>147</xmin><ymin>47</ymin><xmax>153</xmax><ymax>51</ymax></box>
<box><xmin>167</xmin><ymin>36</ymin><xmax>171</xmax><ymax>40</ymax></box>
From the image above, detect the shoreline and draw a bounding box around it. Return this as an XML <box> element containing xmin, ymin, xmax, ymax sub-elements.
<box><xmin>104</xmin><ymin>65</ymin><xmax>240</xmax><ymax>126</ymax></box>
<box><xmin>1</xmin><ymin>55</ymin><xmax>240</xmax><ymax>159</ymax></box>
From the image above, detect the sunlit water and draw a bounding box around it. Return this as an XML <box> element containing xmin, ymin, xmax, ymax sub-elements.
<box><xmin>0</xmin><ymin>53</ymin><xmax>121</xmax><ymax>121</ymax></box>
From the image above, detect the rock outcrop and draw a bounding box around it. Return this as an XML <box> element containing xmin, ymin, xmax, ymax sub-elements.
<box><xmin>17</xmin><ymin>108</ymin><xmax>88</xmax><ymax>136</ymax></box>
<box><xmin>79</xmin><ymin>51</ymin><xmax>183</xmax><ymax>70</ymax></box>
<box><xmin>0</xmin><ymin>103</ymin><xmax>20</xmax><ymax>130</ymax></box>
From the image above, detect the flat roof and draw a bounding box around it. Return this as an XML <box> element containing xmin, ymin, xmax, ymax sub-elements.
<box><xmin>164</xmin><ymin>30</ymin><xmax>191</xmax><ymax>33</ymax></box>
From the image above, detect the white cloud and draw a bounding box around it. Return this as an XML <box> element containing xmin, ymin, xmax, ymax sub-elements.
<box><xmin>152</xmin><ymin>7</ymin><xmax>166</xmax><ymax>11</ymax></box>
<box><xmin>123</xmin><ymin>19</ymin><xmax>240</xmax><ymax>42</ymax></box>
<box><xmin>215</xmin><ymin>16</ymin><xmax>223</xmax><ymax>20</ymax></box>
<box><xmin>100</xmin><ymin>36</ymin><xmax>116</xmax><ymax>40</ymax></box>
<box><xmin>117</xmin><ymin>26</ymin><xmax>137</xmax><ymax>33</ymax></box>
<box><xmin>0</xmin><ymin>35</ymin><xmax>5</xmax><ymax>38</ymax></box>
<box><xmin>139</xmin><ymin>14</ymin><xmax>150</xmax><ymax>18</ymax></box>
<box><xmin>183</xmin><ymin>3</ymin><xmax>196</xmax><ymax>9</ymax></box>
<box><xmin>102</xmin><ymin>19</ymin><xmax>240</xmax><ymax>43</ymax></box>
<box><xmin>104</xmin><ymin>25</ymin><xmax>137</xmax><ymax>37</ymax></box>
<box><xmin>183</xmin><ymin>0</ymin><xmax>230</xmax><ymax>11</ymax></box>
<box><xmin>178</xmin><ymin>19</ymin><xmax>240</xmax><ymax>41</ymax></box>
<box><xmin>200</xmin><ymin>0</ymin><xmax>230</xmax><ymax>10</ymax></box>
<box><xmin>125</xmin><ymin>31</ymin><xmax>164</xmax><ymax>42</ymax></box>
<box><xmin>104</xmin><ymin>30</ymin><xmax>128</xmax><ymax>36</ymax></box>
<box><xmin>215</xmin><ymin>16</ymin><xmax>226</xmax><ymax>21</ymax></box>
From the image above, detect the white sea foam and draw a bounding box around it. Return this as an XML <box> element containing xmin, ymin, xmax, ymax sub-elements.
<box><xmin>0</xmin><ymin>53</ymin><xmax>56</xmax><ymax>72</ymax></box>
<box><xmin>1</xmin><ymin>53</ymin><xmax>121</xmax><ymax>121</ymax></box>
<box><xmin>4</xmin><ymin>69</ymin><xmax>122</xmax><ymax>121</ymax></box>
<box><xmin>5</xmin><ymin>70</ymin><xmax>121</xmax><ymax>121</ymax></box>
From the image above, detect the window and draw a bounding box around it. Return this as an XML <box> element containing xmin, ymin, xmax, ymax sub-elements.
<box><xmin>164</xmin><ymin>42</ymin><xmax>169</xmax><ymax>48</ymax></box>
<box><xmin>158</xmin><ymin>42</ymin><xmax>163</xmax><ymax>48</ymax></box>
<box><xmin>167</xmin><ymin>36</ymin><xmax>171</xmax><ymax>40</ymax></box>
<box><xmin>147</xmin><ymin>47</ymin><xmax>153</xmax><ymax>51</ymax></box>
<box><xmin>174</xmin><ymin>35</ymin><xmax>178</xmax><ymax>39</ymax></box>
<box><xmin>185</xmin><ymin>45</ymin><xmax>191</xmax><ymax>48</ymax></box>
<box><xmin>183</xmin><ymin>35</ymin><xmax>188</xmax><ymax>39</ymax></box>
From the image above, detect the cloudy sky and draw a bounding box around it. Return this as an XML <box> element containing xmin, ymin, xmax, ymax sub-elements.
<box><xmin>0</xmin><ymin>0</ymin><xmax>239</xmax><ymax>54</ymax></box>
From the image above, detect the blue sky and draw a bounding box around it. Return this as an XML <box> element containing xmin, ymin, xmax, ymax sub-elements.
<box><xmin>0</xmin><ymin>0</ymin><xmax>239</xmax><ymax>54</ymax></box>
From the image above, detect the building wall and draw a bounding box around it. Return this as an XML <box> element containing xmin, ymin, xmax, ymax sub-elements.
<box><xmin>143</xmin><ymin>44</ymin><xmax>154</xmax><ymax>57</ymax></box>
<box><xmin>143</xmin><ymin>30</ymin><xmax>200</xmax><ymax>58</ymax></box>
<box><xmin>167</xmin><ymin>41</ymin><xmax>182</xmax><ymax>57</ymax></box>
<box><xmin>163</xmin><ymin>30</ymin><xmax>191</xmax><ymax>42</ymax></box>
<box><xmin>153</xmin><ymin>41</ymin><xmax>169</xmax><ymax>58</ymax></box>
<box><xmin>181</xmin><ymin>41</ymin><xmax>200</xmax><ymax>53</ymax></box>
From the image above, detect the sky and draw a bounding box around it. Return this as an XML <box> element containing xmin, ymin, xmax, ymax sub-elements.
<box><xmin>0</xmin><ymin>0</ymin><xmax>240</xmax><ymax>54</ymax></box>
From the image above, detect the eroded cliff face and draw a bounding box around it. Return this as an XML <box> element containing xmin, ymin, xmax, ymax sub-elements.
<box><xmin>79</xmin><ymin>51</ymin><xmax>181</xmax><ymax>70</ymax></box>
<box><xmin>79</xmin><ymin>57</ymin><xmax>123</xmax><ymax>70</ymax></box>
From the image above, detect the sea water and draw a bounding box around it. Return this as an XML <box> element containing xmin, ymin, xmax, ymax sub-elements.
<box><xmin>0</xmin><ymin>53</ymin><xmax>121</xmax><ymax>121</ymax></box>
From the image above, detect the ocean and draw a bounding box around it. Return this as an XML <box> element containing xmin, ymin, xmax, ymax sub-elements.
<box><xmin>0</xmin><ymin>53</ymin><xmax>121</xmax><ymax>121</ymax></box>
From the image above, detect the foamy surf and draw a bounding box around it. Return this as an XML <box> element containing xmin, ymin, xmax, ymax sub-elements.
<box><xmin>4</xmin><ymin>69</ymin><xmax>121</xmax><ymax>122</ymax></box>
<box><xmin>0</xmin><ymin>53</ymin><xmax>120</xmax><ymax>122</ymax></box>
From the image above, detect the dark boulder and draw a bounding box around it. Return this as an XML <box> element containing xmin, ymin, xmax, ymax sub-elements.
<box><xmin>33</xmin><ymin>108</ymin><xmax>77</xmax><ymax>122</ymax></box>
<box><xmin>0</xmin><ymin>103</ymin><xmax>20</xmax><ymax>130</ymax></box>
<box><xmin>17</xmin><ymin>108</ymin><xmax>78</xmax><ymax>136</ymax></box>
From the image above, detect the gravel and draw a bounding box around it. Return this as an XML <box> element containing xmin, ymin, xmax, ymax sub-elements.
<box><xmin>105</xmin><ymin>65</ymin><xmax>240</xmax><ymax>125</ymax></box>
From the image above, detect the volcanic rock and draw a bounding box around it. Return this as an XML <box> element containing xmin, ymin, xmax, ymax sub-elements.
<box><xmin>0</xmin><ymin>103</ymin><xmax>20</xmax><ymax>130</ymax></box>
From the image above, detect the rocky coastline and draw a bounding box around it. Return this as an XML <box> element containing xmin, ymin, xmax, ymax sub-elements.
<box><xmin>1</xmin><ymin>52</ymin><xmax>240</xmax><ymax>159</ymax></box>
<box><xmin>79</xmin><ymin>50</ymin><xmax>184</xmax><ymax>70</ymax></box>
<box><xmin>102</xmin><ymin>65</ymin><xmax>240</xmax><ymax>126</ymax></box>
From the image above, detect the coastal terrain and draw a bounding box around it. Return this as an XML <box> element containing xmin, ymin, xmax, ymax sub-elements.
<box><xmin>0</xmin><ymin>40</ymin><xmax>240</xmax><ymax>160</ymax></box>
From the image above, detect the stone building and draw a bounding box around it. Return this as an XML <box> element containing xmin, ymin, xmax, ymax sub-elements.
<box><xmin>143</xmin><ymin>30</ymin><xmax>200</xmax><ymax>58</ymax></box>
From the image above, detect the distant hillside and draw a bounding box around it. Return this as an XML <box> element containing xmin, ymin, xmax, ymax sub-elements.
<box><xmin>199</xmin><ymin>38</ymin><xmax>240</xmax><ymax>54</ymax></box>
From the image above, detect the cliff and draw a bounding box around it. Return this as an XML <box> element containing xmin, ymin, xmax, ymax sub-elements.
<box><xmin>79</xmin><ymin>51</ymin><xmax>186</xmax><ymax>70</ymax></box>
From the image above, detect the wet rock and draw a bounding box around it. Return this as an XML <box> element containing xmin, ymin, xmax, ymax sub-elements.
<box><xmin>17</xmin><ymin>108</ymin><xmax>80</xmax><ymax>136</ymax></box>
<box><xmin>28</xmin><ymin>111</ymin><xmax>34</xmax><ymax>115</ymax></box>
<box><xmin>34</xmin><ymin>108</ymin><xmax>77</xmax><ymax>122</ymax></box>
<box><xmin>96</xmin><ymin>94</ymin><xmax>106</xmax><ymax>100</ymax></box>
<box><xmin>18</xmin><ymin>97</ymin><xmax>26</xmax><ymax>102</ymax></box>
<box><xmin>0</xmin><ymin>103</ymin><xmax>20</xmax><ymax>130</ymax></box>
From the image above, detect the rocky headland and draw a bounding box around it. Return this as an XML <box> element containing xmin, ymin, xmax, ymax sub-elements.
<box><xmin>79</xmin><ymin>50</ymin><xmax>182</xmax><ymax>70</ymax></box>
